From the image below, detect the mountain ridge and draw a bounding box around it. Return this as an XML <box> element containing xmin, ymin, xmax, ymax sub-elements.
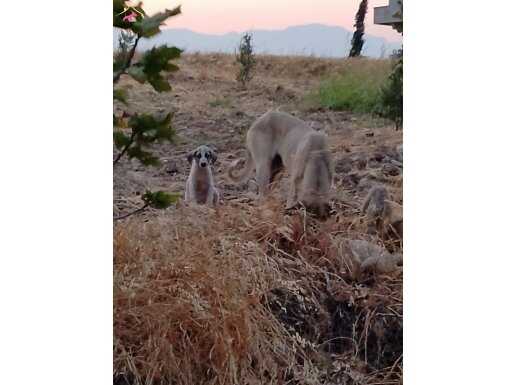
<box><xmin>114</xmin><ymin>24</ymin><xmax>402</xmax><ymax>58</ymax></box>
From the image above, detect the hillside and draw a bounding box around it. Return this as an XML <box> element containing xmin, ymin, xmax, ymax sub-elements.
<box><xmin>113</xmin><ymin>53</ymin><xmax>403</xmax><ymax>385</ymax></box>
<box><xmin>113</xmin><ymin>24</ymin><xmax>402</xmax><ymax>58</ymax></box>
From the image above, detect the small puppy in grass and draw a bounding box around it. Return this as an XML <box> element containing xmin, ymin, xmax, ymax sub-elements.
<box><xmin>185</xmin><ymin>145</ymin><xmax>220</xmax><ymax>206</ymax></box>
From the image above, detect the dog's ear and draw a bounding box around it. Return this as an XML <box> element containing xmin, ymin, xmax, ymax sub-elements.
<box><xmin>209</xmin><ymin>150</ymin><xmax>217</xmax><ymax>164</ymax></box>
<box><xmin>187</xmin><ymin>151</ymin><xmax>195</xmax><ymax>164</ymax></box>
<box><xmin>206</xmin><ymin>145</ymin><xmax>217</xmax><ymax>164</ymax></box>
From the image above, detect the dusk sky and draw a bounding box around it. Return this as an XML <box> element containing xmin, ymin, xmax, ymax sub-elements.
<box><xmin>134</xmin><ymin>0</ymin><xmax>402</xmax><ymax>43</ymax></box>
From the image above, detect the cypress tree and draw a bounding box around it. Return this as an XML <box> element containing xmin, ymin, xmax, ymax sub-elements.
<box><xmin>349</xmin><ymin>0</ymin><xmax>368</xmax><ymax>57</ymax></box>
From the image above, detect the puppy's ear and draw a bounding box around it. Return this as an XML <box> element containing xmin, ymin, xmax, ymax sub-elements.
<box><xmin>209</xmin><ymin>150</ymin><xmax>217</xmax><ymax>165</ymax></box>
<box><xmin>187</xmin><ymin>151</ymin><xmax>195</xmax><ymax>164</ymax></box>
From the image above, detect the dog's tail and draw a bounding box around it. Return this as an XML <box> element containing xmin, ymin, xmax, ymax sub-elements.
<box><xmin>227</xmin><ymin>148</ymin><xmax>254</xmax><ymax>184</ymax></box>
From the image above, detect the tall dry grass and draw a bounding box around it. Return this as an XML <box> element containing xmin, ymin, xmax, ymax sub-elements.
<box><xmin>114</xmin><ymin>199</ymin><xmax>402</xmax><ymax>385</ymax></box>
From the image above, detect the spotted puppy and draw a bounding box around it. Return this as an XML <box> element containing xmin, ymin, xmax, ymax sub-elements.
<box><xmin>185</xmin><ymin>145</ymin><xmax>220</xmax><ymax>206</ymax></box>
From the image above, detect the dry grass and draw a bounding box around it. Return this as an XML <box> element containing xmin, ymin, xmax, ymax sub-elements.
<box><xmin>114</xmin><ymin>52</ymin><xmax>402</xmax><ymax>385</ymax></box>
<box><xmin>114</xmin><ymin>199</ymin><xmax>402</xmax><ymax>385</ymax></box>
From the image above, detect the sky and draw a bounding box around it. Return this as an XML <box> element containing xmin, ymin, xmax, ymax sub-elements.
<box><xmin>132</xmin><ymin>0</ymin><xmax>402</xmax><ymax>43</ymax></box>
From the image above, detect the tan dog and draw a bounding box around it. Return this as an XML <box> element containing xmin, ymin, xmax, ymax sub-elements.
<box><xmin>185</xmin><ymin>145</ymin><xmax>220</xmax><ymax>206</ymax></box>
<box><xmin>228</xmin><ymin>111</ymin><xmax>333</xmax><ymax>217</ymax></box>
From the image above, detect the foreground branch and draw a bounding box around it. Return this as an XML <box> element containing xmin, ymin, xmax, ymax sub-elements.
<box><xmin>114</xmin><ymin>203</ymin><xmax>149</xmax><ymax>221</ymax></box>
<box><xmin>113</xmin><ymin>131</ymin><xmax>137</xmax><ymax>166</ymax></box>
<box><xmin>113</xmin><ymin>35</ymin><xmax>141</xmax><ymax>83</ymax></box>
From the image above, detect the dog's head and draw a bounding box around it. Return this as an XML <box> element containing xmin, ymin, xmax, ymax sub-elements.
<box><xmin>299</xmin><ymin>194</ymin><xmax>332</xmax><ymax>219</ymax></box>
<box><xmin>187</xmin><ymin>145</ymin><xmax>217</xmax><ymax>168</ymax></box>
<box><xmin>298</xmin><ymin>151</ymin><xmax>333</xmax><ymax>219</ymax></box>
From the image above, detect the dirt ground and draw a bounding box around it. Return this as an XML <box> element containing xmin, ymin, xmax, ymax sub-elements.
<box><xmin>113</xmin><ymin>53</ymin><xmax>402</xmax><ymax>218</ymax></box>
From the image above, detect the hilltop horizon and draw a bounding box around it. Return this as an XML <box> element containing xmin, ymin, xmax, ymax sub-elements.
<box><xmin>113</xmin><ymin>23</ymin><xmax>402</xmax><ymax>58</ymax></box>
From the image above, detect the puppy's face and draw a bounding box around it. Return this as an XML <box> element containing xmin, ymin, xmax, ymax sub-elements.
<box><xmin>187</xmin><ymin>145</ymin><xmax>217</xmax><ymax>168</ymax></box>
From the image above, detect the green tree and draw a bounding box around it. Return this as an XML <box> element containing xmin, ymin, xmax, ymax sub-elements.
<box><xmin>377</xmin><ymin>52</ymin><xmax>403</xmax><ymax>129</ymax></box>
<box><xmin>113</xmin><ymin>0</ymin><xmax>182</xmax><ymax>220</ymax></box>
<box><xmin>236</xmin><ymin>32</ymin><xmax>256</xmax><ymax>86</ymax></box>
<box><xmin>349</xmin><ymin>0</ymin><xmax>368</xmax><ymax>57</ymax></box>
<box><xmin>376</xmin><ymin>1</ymin><xmax>403</xmax><ymax>129</ymax></box>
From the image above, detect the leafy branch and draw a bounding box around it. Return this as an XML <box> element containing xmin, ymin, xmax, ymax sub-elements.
<box><xmin>113</xmin><ymin>1</ymin><xmax>183</xmax><ymax>216</ymax></box>
<box><xmin>113</xmin><ymin>112</ymin><xmax>174</xmax><ymax>166</ymax></box>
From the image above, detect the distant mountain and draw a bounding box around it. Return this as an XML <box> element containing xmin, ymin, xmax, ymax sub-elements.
<box><xmin>113</xmin><ymin>24</ymin><xmax>401</xmax><ymax>58</ymax></box>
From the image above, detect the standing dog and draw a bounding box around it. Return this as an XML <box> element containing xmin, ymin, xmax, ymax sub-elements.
<box><xmin>185</xmin><ymin>145</ymin><xmax>220</xmax><ymax>206</ymax></box>
<box><xmin>228</xmin><ymin>111</ymin><xmax>333</xmax><ymax>217</ymax></box>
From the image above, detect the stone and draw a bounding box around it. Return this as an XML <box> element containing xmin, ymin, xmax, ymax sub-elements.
<box><xmin>347</xmin><ymin>239</ymin><xmax>402</xmax><ymax>273</ymax></box>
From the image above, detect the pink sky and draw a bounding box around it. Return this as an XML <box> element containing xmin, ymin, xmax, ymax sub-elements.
<box><xmin>135</xmin><ymin>0</ymin><xmax>402</xmax><ymax>43</ymax></box>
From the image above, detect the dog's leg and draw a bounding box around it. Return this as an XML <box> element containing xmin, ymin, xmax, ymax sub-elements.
<box><xmin>255</xmin><ymin>159</ymin><xmax>272</xmax><ymax>200</ymax></box>
<box><xmin>286</xmin><ymin>166</ymin><xmax>302</xmax><ymax>209</ymax></box>
<box><xmin>286</xmin><ymin>146</ymin><xmax>308</xmax><ymax>209</ymax></box>
<box><xmin>185</xmin><ymin>179</ymin><xmax>192</xmax><ymax>203</ymax></box>
<box><xmin>206</xmin><ymin>187</ymin><xmax>217</xmax><ymax>206</ymax></box>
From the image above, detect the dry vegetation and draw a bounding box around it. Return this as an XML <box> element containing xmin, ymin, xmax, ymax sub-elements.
<box><xmin>114</xmin><ymin>53</ymin><xmax>403</xmax><ymax>385</ymax></box>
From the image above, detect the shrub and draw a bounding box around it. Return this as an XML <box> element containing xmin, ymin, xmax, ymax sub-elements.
<box><xmin>377</xmin><ymin>52</ymin><xmax>403</xmax><ymax>129</ymax></box>
<box><xmin>235</xmin><ymin>32</ymin><xmax>256</xmax><ymax>86</ymax></box>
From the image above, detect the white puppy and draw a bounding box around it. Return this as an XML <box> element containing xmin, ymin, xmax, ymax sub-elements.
<box><xmin>184</xmin><ymin>145</ymin><xmax>220</xmax><ymax>206</ymax></box>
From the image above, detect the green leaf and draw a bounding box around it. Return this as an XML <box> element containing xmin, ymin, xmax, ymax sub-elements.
<box><xmin>142</xmin><ymin>46</ymin><xmax>182</xmax><ymax>70</ymax></box>
<box><xmin>127</xmin><ymin>66</ymin><xmax>147</xmax><ymax>83</ymax></box>
<box><xmin>113</xmin><ymin>88</ymin><xmax>128</xmax><ymax>104</ymax></box>
<box><xmin>136</xmin><ymin>45</ymin><xmax>182</xmax><ymax>92</ymax></box>
<box><xmin>113</xmin><ymin>56</ymin><xmax>125</xmax><ymax>73</ymax></box>
<box><xmin>142</xmin><ymin>190</ymin><xmax>180</xmax><ymax>209</ymax></box>
<box><xmin>113</xmin><ymin>131</ymin><xmax>132</xmax><ymax>149</ymax></box>
<box><xmin>132</xmin><ymin>6</ymin><xmax>182</xmax><ymax>38</ymax></box>
<box><xmin>148</xmin><ymin>76</ymin><xmax>171</xmax><ymax>92</ymax></box>
<box><xmin>129</xmin><ymin>112</ymin><xmax>172</xmax><ymax>136</ymax></box>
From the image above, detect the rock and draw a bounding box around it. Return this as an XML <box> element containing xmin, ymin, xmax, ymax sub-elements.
<box><xmin>367</xmin><ymin>159</ymin><xmax>382</xmax><ymax>169</ymax></box>
<box><xmin>382</xmin><ymin>163</ymin><xmax>400</xmax><ymax>176</ymax></box>
<box><xmin>352</xmin><ymin>154</ymin><xmax>367</xmax><ymax>170</ymax></box>
<box><xmin>347</xmin><ymin>240</ymin><xmax>402</xmax><ymax>273</ymax></box>
<box><xmin>335</xmin><ymin>157</ymin><xmax>352</xmax><ymax>174</ymax></box>
<box><xmin>341</xmin><ymin>173</ymin><xmax>361</xmax><ymax>189</ymax></box>
<box><xmin>372</xmin><ymin>152</ymin><xmax>385</xmax><ymax>162</ymax></box>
